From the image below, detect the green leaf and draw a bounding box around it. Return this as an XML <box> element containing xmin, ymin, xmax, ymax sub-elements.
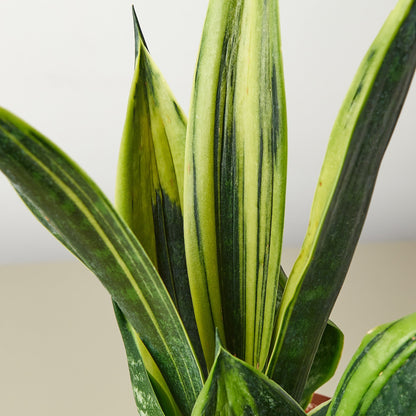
<box><xmin>116</xmin><ymin>8</ymin><xmax>205</xmax><ymax>374</ymax></box>
<box><xmin>184</xmin><ymin>0</ymin><xmax>287</xmax><ymax>370</ymax></box>
<box><xmin>327</xmin><ymin>312</ymin><xmax>416</xmax><ymax>415</ymax></box>
<box><xmin>274</xmin><ymin>268</ymin><xmax>344</xmax><ymax>407</ymax></box>
<box><xmin>192</xmin><ymin>343</ymin><xmax>306</xmax><ymax>416</ymax></box>
<box><xmin>301</xmin><ymin>321</ymin><xmax>344</xmax><ymax>407</ymax></box>
<box><xmin>0</xmin><ymin>108</ymin><xmax>203</xmax><ymax>416</ymax></box>
<box><xmin>267</xmin><ymin>0</ymin><xmax>416</xmax><ymax>400</ymax></box>
<box><xmin>113</xmin><ymin>302</ymin><xmax>181</xmax><ymax>416</ymax></box>
<box><xmin>308</xmin><ymin>401</ymin><xmax>330</xmax><ymax>416</ymax></box>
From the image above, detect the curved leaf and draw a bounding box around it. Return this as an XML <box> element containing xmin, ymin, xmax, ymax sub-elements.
<box><xmin>0</xmin><ymin>108</ymin><xmax>203</xmax><ymax>415</ymax></box>
<box><xmin>268</xmin><ymin>0</ymin><xmax>416</xmax><ymax>400</ymax></box>
<box><xmin>192</xmin><ymin>343</ymin><xmax>306</xmax><ymax>416</ymax></box>
<box><xmin>308</xmin><ymin>401</ymin><xmax>330</xmax><ymax>416</ymax></box>
<box><xmin>184</xmin><ymin>0</ymin><xmax>287</xmax><ymax>370</ymax></box>
<box><xmin>328</xmin><ymin>312</ymin><xmax>416</xmax><ymax>415</ymax></box>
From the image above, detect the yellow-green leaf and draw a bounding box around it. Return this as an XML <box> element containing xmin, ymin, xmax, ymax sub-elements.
<box><xmin>184</xmin><ymin>0</ymin><xmax>287</xmax><ymax>370</ymax></box>
<box><xmin>116</xmin><ymin>9</ymin><xmax>205</xmax><ymax>373</ymax></box>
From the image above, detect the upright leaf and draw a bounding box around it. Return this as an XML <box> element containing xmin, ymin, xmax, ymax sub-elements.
<box><xmin>184</xmin><ymin>0</ymin><xmax>287</xmax><ymax>369</ymax></box>
<box><xmin>267</xmin><ymin>0</ymin><xmax>416</xmax><ymax>400</ymax></box>
<box><xmin>116</xmin><ymin>9</ymin><xmax>204</xmax><ymax>372</ymax></box>
<box><xmin>0</xmin><ymin>109</ymin><xmax>203</xmax><ymax>415</ymax></box>
<box><xmin>273</xmin><ymin>268</ymin><xmax>344</xmax><ymax>407</ymax></box>
<box><xmin>301</xmin><ymin>321</ymin><xmax>344</xmax><ymax>408</ymax></box>
<box><xmin>328</xmin><ymin>312</ymin><xmax>416</xmax><ymax>415</ymax></box>
<box><xmin>192</xmin><ymin>342</ymin><xmax>306</xmax><ymax>416</ymax></box>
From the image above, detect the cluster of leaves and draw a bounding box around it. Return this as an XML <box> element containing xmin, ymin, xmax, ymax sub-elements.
<box><xmin>1</xmin><ymin>0</ymin><xmax>416</xmax><ymax>414</ymax></box>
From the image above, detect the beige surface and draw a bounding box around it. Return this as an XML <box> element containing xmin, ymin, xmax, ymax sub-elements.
<box><xmin>0</xmin><ymin>241</ymin><xmax>415</xmax><ymax>414</ymax></box>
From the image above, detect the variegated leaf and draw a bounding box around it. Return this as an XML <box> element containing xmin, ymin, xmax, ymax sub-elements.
<box><xmin>113</xmin><ymin>302</ymin><xmax>180</xmax><ymax>416</ymax></box>
<box><xmin>268</xmin><ymin>0</ymin><xmax>416</xmax><ymax>401</ymax></box>
<box><xmin>184</xmin><ymin>0</ymin><xmax>287</xmax><ymax>370</ymax></box>
<box><xmin>116</xmin><ymin>8</ymin><xmax>205</xmax><ymax>373</ymax></box>
<box><xmin>192</xmin><ymin>341</ymin><xmax>306</xmax><ymax>416</ymax></box>
<box><xmin>0</xmin><ymin>108</ymin><xmax>203</xmax><ymax>415</ymax></box>
<box><xmin>328</xmin><ymin>312</ymin><xmax>416</xmax><ymax>415</ymax></box>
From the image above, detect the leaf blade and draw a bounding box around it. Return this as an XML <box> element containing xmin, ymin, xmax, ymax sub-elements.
<box><xmin>113</xmin><ymin>302</ymin><xmax>180</xmax><ymax>416</ymax></box>
<box><xmin>267</xmin><ymin>0</ymin><xmax>416</xmax><ymax>400</ymax></box>
<box><xmin>184</xmin><ymin>0</ymin><xmax>287</xmax><ymax>370</ymax></box>
<box><xmin>328</xmin><ymin>312</ymin><xmax>416</xmax><ymax>415</ymax></box>
<box><xmin>192</xmin><ymin>344</ymin><xmax>306</xmax><ymax>416</ymax></box>
<box><xmin>0</xmin><ymin>109</ymin><xmax>203</xmax><ymax>415</ymax></box>
<box><xmin>301</xmin><ymin>321</ymin><xmax>344</xmax><ymax>408</ymax></box>
<box><xmin>116</xmin><ymin>9</ymin><xmax>205</xmax><ymax>374</ymax></box>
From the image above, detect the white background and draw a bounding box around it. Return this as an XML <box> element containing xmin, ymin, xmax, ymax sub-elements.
<box><xmin>0</xmin><ymin>0</ymin><xmax>415</xmax><ymax>264</ymax></box>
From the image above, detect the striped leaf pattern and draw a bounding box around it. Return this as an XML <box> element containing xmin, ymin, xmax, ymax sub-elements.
<box><xmin>184</xmin><ymin>0</ymin><xmax>287</xmax><ymax>370</ymax></box>
<box><xmin>192</xmin><ymin>341</ymin><xmax>306</xmax><ymax>416</ymax></box>
<box><xmin>267</xmin><ymin>0</ymin><xmax>416</xmax><ymax>401</ymax></box>
<box><xmin>116</xmin><ymin>9</ymin><xmax>204</xmax><ymax>373</ymax></box>
<box><xmin>113</xmin><ymin>302</ymin><xmax>180</xmax><ymax>416</ymax></box>
<box><xmin>275</xmin><ymin>267</ymin><xmax>344</xmax><ymax>406</ymax></box>
<box><xmin>0</xmin><ymin>108</ymin><xmax>203</xmax><ymax>415</ymax></box>
<box><xmin>328</xmin><ymin>312</ymin><xmax>416</xmax><ymax>415</ymax></box>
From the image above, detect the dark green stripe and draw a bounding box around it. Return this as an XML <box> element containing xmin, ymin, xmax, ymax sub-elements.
<box><xmin>352</xmin><ymin>333</ymin><xmax>416</xmax><ymax>415</ymax></box>
<box><xmin>132</xmin><ymin>6</ymin><xmax>148</xmax><ymax>57</ymax></box>
<box><xmin>191</xmin><ymin>152</ymin><xmax>218</xmax><ymax>338</ymax></box>
<box><xmin>269</xmin><ymin>3</ymin><xmax>416</xmax><ymax>400</ymax></box>
<box><xmin>329</xmin><ymin>323</ymin><xmax>394</xmax><ymax>414</ymax></box>
<box><xmin>0</xmin><ymin>113</ymin><xmax>203</xmax><ymax>415</ymax></box>
<box><xmin>365</xmin><ymin>349</ymin><xmax>416</xmax><ymax>415</ymax></box>
<box><xmin>112</xmin><ymin>302</ymin><xmax>167</xmax><ymax>415</ymax></box>
<box><xmin>152</xmin><ymin>190</ymin><xmax>207</xmax><ymax>376</ymax></box>
<box><xmin>213</xmin><ymin>0</ymin><xmax>245</xmax><ymax>359</ymax></box>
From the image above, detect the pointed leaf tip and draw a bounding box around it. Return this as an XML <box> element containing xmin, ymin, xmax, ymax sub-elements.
<box><xmin>132</xmin><ymin>5</ymin><xmax>149</xmax><ymax>56</ymax></box>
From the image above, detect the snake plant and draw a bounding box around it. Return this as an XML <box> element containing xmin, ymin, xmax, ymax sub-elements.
<box><xmin>1</xmin><ymin>0</ymin><xmax>416</xmax><ymax>414</ymax></box>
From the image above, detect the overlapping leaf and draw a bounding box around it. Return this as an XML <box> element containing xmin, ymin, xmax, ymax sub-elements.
<box><xmin>328</xmin><ymin>312</ymin><xmax>416</xmax><ymax>415</ymax></box>
<box><xmin>301</xmin><ymin>321</ymin><xmax>343</xmax><ymax>407</ymax></box>
<box><xmin>116</xmin><ymin>9</ymin><xmax>204</xmax><ymax>374</ymax></box>
<box><xmin>113</xmin><ymin>302</ymin><xmax>180</xmax><ymax>416</ymax></box>
<box><xmin>268</xmin><ymin>0</ymin><xmax>416</xmax><ymax>401</ymax></box>
<box><xmin>308</xmin><ymin>402</ymin><xmax>331</xmax><ymax>416</ymax></box>
<box><xmin>274</xmin><ymin>268</ymin><xmax>344</xmax><ymax>407</ymax></box>
<box><xmin>192</xmin><ymin>341</ymin><xmax>306</xmax><ymax>416</ymax></box>
<box><xmin>0</xmin><ymin>108</ymin><xmax>203</xmax><ymax>415</ymax></box>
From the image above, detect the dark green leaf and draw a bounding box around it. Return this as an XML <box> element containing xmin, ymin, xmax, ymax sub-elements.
<box><xmin>301</xmin><ymin>322</ymin><xmax>344</xmax><ymax>407</ymax></box>
<box><xmin>268</xmin><ymin>0</ymin><xmax>416</xmax><ymax>400</ymax></box>
<box><xmin>328</xmin><ymin>312</ymin><xmax>416</xmax><ymax>415</ymax></box>
<box><xmin>273</xmin><ymin>268</ymin><xmax>343</xmax><ymax>407</ymax></box>
<box><xmin>0</xmin><ymin>108</ymin><xmax>203</xmax><ymax>415</ymax></box>
<box><xmin>113</xmin><ymin>302</ymin><xmax>181</xmax><ymax>416</ymax></box>
<box><xmin>308</xmin><ymin>401</ymin><xmax>330</xmax><ymax>416</ymax></box>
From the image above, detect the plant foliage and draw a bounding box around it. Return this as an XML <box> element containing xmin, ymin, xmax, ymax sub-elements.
<box><xmin>1</xmin><ymin>0</ymin><xmax>416</xmax><ymax>415</ymax></box>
